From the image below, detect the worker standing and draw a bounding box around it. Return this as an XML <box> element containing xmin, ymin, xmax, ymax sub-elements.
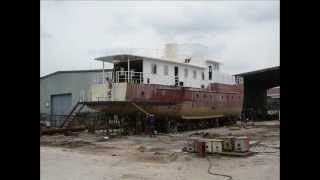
<box><xmin>148</xmin><ymin>114</ymin><xmax>156</xmax><ymax>137</ymax></box>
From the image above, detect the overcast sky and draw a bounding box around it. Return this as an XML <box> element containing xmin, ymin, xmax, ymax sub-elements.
<box><xmin>40</xmin><ymin>0</ymin><xmax>279</xmax><ymax>77</ymax></box>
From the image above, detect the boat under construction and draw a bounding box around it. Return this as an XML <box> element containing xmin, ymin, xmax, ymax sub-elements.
<box><xmin>60</xmin><ymin>47</ymin><xmax>244</xmax><ymax>133</ymax></box>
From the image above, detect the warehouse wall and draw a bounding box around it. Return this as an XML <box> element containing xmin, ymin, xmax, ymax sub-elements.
<box><xmin>40</xmin><ymin>70</ymin><xmax>109</xmax><ymax>115</ymax></box>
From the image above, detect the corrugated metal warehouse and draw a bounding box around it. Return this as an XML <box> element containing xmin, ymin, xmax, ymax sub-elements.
<box><xmin>40</xmin><ymin>69</ymin><xmax>112</xmax><ymax>125</ymax></box>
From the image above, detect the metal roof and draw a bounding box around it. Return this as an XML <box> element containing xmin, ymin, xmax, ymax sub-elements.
<box><xmin>40</xmin><ymin>69</ymin><xmax>112</xmax><ymax>79</ymax></box>
<box><xmin>95</xmin><ymin>54</ymin><xmax>206</xmax><ymax>69</ymax></box>
<box><xmin>234</xmin><ymin>66</ymin><xmax>280</xmax><ymax>77</ymax></box>
<box><xmin>205</xmin><ymin>60</ymin><xmax>221</xmax><ymax>64</ymax></box>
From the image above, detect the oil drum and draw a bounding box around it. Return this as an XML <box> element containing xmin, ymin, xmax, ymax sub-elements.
<box><xmin>195</xmin><ymin>139</ymin><xmax>206</xmax><ymax>157</ymax></box>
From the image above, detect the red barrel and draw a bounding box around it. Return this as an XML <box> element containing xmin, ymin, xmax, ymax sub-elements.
<box><xmin>195</xmin><ymin>139</ymin><xmax>206</xmax><ymax>157</ymax></box>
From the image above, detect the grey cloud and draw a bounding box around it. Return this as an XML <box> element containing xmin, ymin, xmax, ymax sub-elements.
<box><xmin>237</xmin><ymin>2</ymin><xmax>280</xmax><ymax>23</ymax></box>
<box><xmin>104</xmin><ymin>18</ymin><xmax>141</xmax><ymax>35</ymax></box>
<box><xmin>41</xmin><ymin>31</ymin><xmax>52</xmax><ymax>39</ymax></box>
<box><xmin>206</xmin><ymin>43</ymin><xmax>227</xmax><ymax>57</ymax></box>
<box><xmin>137</xmin><ymin>8</ymin><xmax>236</xmax><ymax>40</ymax></box>
<box><xmin>40</xmin><ymin>1</ymin><xmax>279</xmax><ymax>76</ymax></box>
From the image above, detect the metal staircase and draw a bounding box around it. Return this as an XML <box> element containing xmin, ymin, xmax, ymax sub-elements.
<box><xmin>60</xmin><ymin>102</ymin><xmax>85</xmax><ymax>128</ymax></box>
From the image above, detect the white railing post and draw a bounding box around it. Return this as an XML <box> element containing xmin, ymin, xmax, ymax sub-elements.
<box><xmin>102</xmin><ymin>61</ymin><xmax>105</xmax><ymax>84</ymax></box>
<box><xmin>116</xmin><ymin>71</ymin><xmax>119</xmax><ymax>83</ymax></box>
<box><xmin>140</xmin><ymin>72</ymin><xmax>142</xmax><ymax>84</ymax></box>
<box><xmin>127</xmin><ymin>56</ymin><xmax>130</xmax><ymax>83</ymax></box>
<box><xmin>116</xmin><ymin>71</ymin><xmax>118</xmax><ymax>83</ymax></box>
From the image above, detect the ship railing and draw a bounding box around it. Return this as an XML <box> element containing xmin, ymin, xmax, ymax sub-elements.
<box><xmin>211</xmin><ymin>72</ymin><xmax>237</xmax><ymax>85</ymax></box>
<box><xmin>95</xmin><ymin>71</ymin><xmax>113</xmax><ymax>84</ymax></box>
<box><xmin>115</xmin><ymin>71</ymin><xmax>144</xmax><ymax>84</ymax></box>
<box><xmin>95</xmin><ymin>70</ymin><xmax>150</xmax><ymax>84</ymax></box>
<box><xmin>95</xmin><ymin>70</ymin><xmax>237</xmax><ymax>86</ymax></box>
<box><xmin>114</xmin><ymin>71</ymin><xmax>184</xmax><ymax>86</ymax></box>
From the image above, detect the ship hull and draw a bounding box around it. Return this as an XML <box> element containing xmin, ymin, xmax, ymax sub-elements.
<box><xmin>86</xmin><ymin>83</ymin><xmax>244</xmax><ymax>120</ymax></box>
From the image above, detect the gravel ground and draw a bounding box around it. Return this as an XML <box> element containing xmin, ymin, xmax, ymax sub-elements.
<box><xmin>40</xmin><ymin>120</ymin><xmax>279</xmax><ymax>180</ymax></box>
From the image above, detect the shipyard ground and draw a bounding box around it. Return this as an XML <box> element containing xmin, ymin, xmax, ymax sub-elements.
<box><xmin>40</xmin><ymin>120</ymin><xmax>279</xmax><ymax>180</ymax></box>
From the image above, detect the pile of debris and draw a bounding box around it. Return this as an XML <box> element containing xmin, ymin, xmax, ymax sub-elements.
<box><xmin>41</xmin><ymin>137</ymin><xmax>93</xmax><ymax>148</ymax></box>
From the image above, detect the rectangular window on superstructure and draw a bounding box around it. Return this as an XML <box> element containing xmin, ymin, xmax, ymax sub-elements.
<box><xmin>184</xmin><ymin>68</ymin><xmax>188</xmax><ymax>78</ymax></box>
<box><xmin>193</xmin><ymin>70</ymin><xmax>197</xmax><ymax>79</ymax></box>
<box><xmin>208</xmin><ymin>66</ymin><xmax>212</xmax><ymax>80</ymax></box>
<box><xmin>151</xmin><ymin>64</ymin><xmax>157</xmax><ymax>74</ymax></box>
<box><xmin>202</xmin><ymin>72</ymin><xmax>205</xmax><ymax>80</ymax></box>
<box><xmin>164</xmin><ymin>65</ymin><xmax>169</xmax><ymax>75</ymax></box>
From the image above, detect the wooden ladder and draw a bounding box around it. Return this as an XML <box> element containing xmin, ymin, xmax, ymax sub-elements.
<box><xmin>131</xmin><ymin>102</ymin><xmax>149</xmax><ymax>116</ymax></box>
<box><xmin>61</xmin><ymin>102</ymin><xmax>85</xmax><ymax>128</ymax></box>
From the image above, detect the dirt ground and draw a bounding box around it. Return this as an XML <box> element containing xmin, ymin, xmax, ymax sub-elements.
<box><xmin>40</xmin><ymin>120</ymin><xmax>279</xmax><ymax>180</ymax></box>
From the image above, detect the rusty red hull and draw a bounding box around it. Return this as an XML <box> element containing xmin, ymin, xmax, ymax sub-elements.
<box><xmin>86</xmin><ymin>83</ymin><xmax>244</xmax><ymax>120</ymax></box>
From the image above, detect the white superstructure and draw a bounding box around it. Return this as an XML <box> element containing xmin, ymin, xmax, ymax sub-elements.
<box><xmin>94</xmin><ymin>53</ymin><xmax>235</xmax><ymax>89</ymax></box>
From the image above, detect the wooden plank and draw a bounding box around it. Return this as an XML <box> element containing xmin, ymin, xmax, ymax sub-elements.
<box><xmin>131</xmin><ymin>102</ymin><xmax>149</xmax><ymax>116</ymax></box>
<box><xmin>181</xmin><ymin>115</ymin><xmax>224</xmax><ymax>120</ymax></box>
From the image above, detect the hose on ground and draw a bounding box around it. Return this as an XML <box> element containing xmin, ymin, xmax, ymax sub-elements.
<box><xmin>206</xmin><ymin>156</ymin><xmax>233</xmax><ymax>180</ymax></box>
<box><xmin>258</xmin><ymin>144</ymin><xmax>280</xmax><ymax>150</ymax></box>
<box><xmin>252</xmin><ymin>151</ymin><xmax>277</xmax><ymax>153</ymax></box>
<box><xmin>251</xmin><ymin>151</ymin><xmax>279</xmax><ymax>156</ymax></box>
